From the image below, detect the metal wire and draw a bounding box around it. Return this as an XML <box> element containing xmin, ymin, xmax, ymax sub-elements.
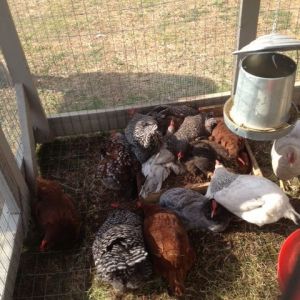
<box><xmin>0</xmin><ymin>52</ymin><xmax>23</xmax><ymax>163</ymax></box>
<box><xmin>8</xmin><ymin>0</ymin><xmax>240</xmax><ymax>121</ymax></box>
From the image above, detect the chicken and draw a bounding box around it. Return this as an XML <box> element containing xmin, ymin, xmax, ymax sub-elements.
<box><xmin>165</xmin><ymin>113</ymin><xmax>217</xmax><ymax>160</ymax></box>
<box><xmin>147</xmin><ymin>104</ymin><xmax>198</xmax><ymax>135</ymax></box>
<box><xmin>125</xmin><ymin>113</ymin><xmax>162</xmax><ymax>163</ymax></box>
<box><xmin>160</xmin><ymin>188</ymin><xmax>232</xmax><ymax>232</ymax></box>
<box><xmin>35</xmin><ymin>177</ymin><xmax>81</xmax><ymax>251</ymax></box>
<box><xmin>142</xmin><ymin>203</ymin><xmax>195</xmax><ymax>296</ymax></box>
<box><xmin>139</xmin><ymin>148</ymin><xmax>183</xmax><ymax>198</ymax></box>
<box><xmin>92</xmin><ymin>209</ymin><xmax>152</xmax><ymax>292</ymax></box>
<box><xmin>97</xmin><ymin>132</ymin><xmax>142</xmax><ymax>200</ymax></box>
<box><xmin>184</xmin><ymin>140</ymin><xmax>217</xmax><ymax>179</ymax></box>
<box><xmin>271</xmin><ymin>120</ymin><xmax>300</xmax><ymax>180</ymax></box>
<box><xmin>209</xmin><ymin>120</ymin><xmax>250</xmax><ymax>172</ymax></box>
<box><xmin>205</xmin><ymin>161</ymin><xmax>300</xmax><ymax>226</ymax></box>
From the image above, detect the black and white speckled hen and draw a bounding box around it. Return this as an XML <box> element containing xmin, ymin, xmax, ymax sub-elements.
<box><xmin>125</xmin><ymin>113</ymin><xmax>162</xmax><ymax>163</ymax></box>
<box><xmin>165</xmin><ymin>113</ymin><xmax>217</xmax><ymax>160</ymax></box>
<box><xmin>92</xmin><ymin>209</ymin><xmax>152</xmax><ymax>292</ymax></box>
<box><xmin>97</xmin><ymin>132</ymin><xmax>141</xmax><ymax>200</ymax></box>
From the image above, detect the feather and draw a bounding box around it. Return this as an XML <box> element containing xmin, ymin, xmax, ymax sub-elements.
<box><xmin>92</xmin><ymin>209</ymin><xmax>152</xmax><ymax>292</ymax></box>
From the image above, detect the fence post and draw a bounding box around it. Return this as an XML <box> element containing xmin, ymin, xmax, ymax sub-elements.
<box><xmin>15</xmin><ymin>84</ymin><xmax>38</xmax><ymax>196</ymax></box>
<box><xmin>232</xmin><ymin>0</ymin><xmax>261</xmax><ymax>95</ymax></box>
<box><xmin>0</xmin><ymin>0</ymin><xmax>52</xmax><ymax>143</ymax></box>
<box><xmin>0</xmin><ymin>125</ymin><xmax>31</xmax><ymax>235</ymax></box>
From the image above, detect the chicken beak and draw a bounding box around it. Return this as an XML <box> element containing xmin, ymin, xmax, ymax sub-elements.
<box><xmin>39</xmin><ymin>239</ymin><xmax>48</xmax><ymax>251</ymax></box>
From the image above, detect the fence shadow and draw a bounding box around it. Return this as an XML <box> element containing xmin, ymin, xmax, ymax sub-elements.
<box><xmin>32</xmin><ymin>72</ymin><xmax>218</xmax><ymax>113</ymax></box>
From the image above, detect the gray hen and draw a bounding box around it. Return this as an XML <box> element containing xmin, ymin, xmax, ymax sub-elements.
<box><xmin>92</xmin><ymin>209</ymin><xmax>152</xmax><ymax>292</ymax></box>
<box><xmin>184</xmin><ymin>140</ymin><xmax>217</xmax><ymax>179</ymax></box>
<box><xmin>125</xmin><ymin>113</ymin><xmax>162</xmax><ymax>163</ymax></box>
<box><xmin>160</xmin><ymin>188</ymin><xmax>232</xmax><ymax>232</ymax></box>
<box><xmin>165</xmin><ymin>114</ymin><xmax>217</xmax><ymax>159</ymax></box>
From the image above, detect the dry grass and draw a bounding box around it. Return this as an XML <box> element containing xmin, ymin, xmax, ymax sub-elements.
<box><xmin>13</xmin><ymin>133</ymin><xmax>300</xmax><ymax>300</ymax></box>
<box><xmin>5</xmin><ymin>0</ymin><xmax>300</xmax><ymax>115</ymax></box>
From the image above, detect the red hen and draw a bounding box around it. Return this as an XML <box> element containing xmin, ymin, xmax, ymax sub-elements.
<box><xmin>142</xmin><ymin>203</ymin><xmax>195</xmax><ymax>296</ymax></box>
<box><xmin>35</xmin><ymin>177</ymin><xmax>81</xmax><ymax>251</ymax></box>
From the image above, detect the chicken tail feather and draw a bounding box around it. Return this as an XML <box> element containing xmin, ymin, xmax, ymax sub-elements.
<box><xmin>284</xmin><ymin>206</ymin><xmax>300</xmax><ymax>224</ymax></box>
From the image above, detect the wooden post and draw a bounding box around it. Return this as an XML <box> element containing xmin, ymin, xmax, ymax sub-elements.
<box><xmin>15</xmin><ymin>84</ymin><xmax>38</xmax><ymax>196</ymax></box>
<box><xmin>0</xmin><ymin>0</ymin><xmax>52</xmax><ymax>143</ymax></box>
<box><xmin>0</xmin><ymin>126</ymin><xmax>31</xmax><ymax>234</ymax></box>
<box><xmin>232</xmin><ymin>0</ymin><xmax>261</xmax><ymax>95</ymax></box>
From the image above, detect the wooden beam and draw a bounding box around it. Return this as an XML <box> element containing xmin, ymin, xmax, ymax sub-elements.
<box><xmin>232</xmin><ymin>0</ymin><xmax>260</xmax><ymax>95</ymax></box>
<box><xmin>0</xmin><ymin>0</ymin><xmax>51</xmax><ymax>143</ymax></box>
<box><xmin>0</xmin><ymin>126</ymin><xmax>30</xmax><ymax>234</ymax></box>
<box><xmin>15</xmin><ymin>84</ymin><xmax>38</xmax><ymax>196</ymax></box>
<box><xmin>48</xmin><ymin>91</ymin><xmax>230</xmax><ymax>137</ymax></box>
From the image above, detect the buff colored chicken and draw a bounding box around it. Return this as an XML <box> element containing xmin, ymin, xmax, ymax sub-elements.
<box><xmin>142</xmin><ymin>203</ymin><xmax>195</xmax><ymax>296</ymax></box>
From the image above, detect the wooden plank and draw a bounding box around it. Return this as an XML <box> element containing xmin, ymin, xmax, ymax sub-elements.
<box><xmin>232</xmin><ymin>0</ymin><xmax>260</xmax><ymax>95</ymax></box>
<box><xmin>0</xmin><ymin>0</ymin><xmax>51</xmax><ymax>143</ymax></box>
<box><xmin>0</xmin><ymin>126</ymin><xmax>30</xmax><ymax>234</ymax></box>
<box><xmin>15</xmin><ymin>84</ymin><xmax>38</xmax><ymax>196</ymax></box>
<box><xmin>48</xmin><ymin>91</ymin><xmax>231</xmax><ymax>137</ymax></box>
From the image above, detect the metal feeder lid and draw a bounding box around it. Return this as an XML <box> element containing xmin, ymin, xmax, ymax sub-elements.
<box><xmin>233</xmin><ymin>33</ymin><xmax>300</xmax><ymax>55</ymax></box>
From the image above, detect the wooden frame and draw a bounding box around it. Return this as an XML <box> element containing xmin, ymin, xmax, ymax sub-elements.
<box><xmin>15</xmin><ymin>84</ymin><xmax>38</xmax><ymax>195</ymax></box>
<box><xmin>232</xmin><ymin>0</ymin><xmax>260</xmax><ymax>94</ymax></box>
<box><xmin>0</xmin><ymin>0</ymin><xmax>51</xmax><ymax>143</ymax></box>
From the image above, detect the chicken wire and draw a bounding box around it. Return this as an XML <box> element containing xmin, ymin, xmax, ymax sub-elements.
<box><xmin>0</xmin><ymin>52</ymin><xmax>23</xmax><ymax>163</ymax></box>
<box><xmin>257</xmin><ymin>0</ymin><xmax>300</xmax><ymax>72</ymax></box>
<box><xmin>8</xmin><ymin>0</ymin><xmax>240</xmax><ymax>117</ymax></box>
<box><xmin>0</xmin><ymin>168</ymin><xmax>22</xmax><ymax>300</ymax></box>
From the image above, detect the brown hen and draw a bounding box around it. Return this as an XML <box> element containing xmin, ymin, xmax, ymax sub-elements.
<box><xmin>35</xmin><ymin>177</ymin><xmax>81</xmax><ymax>251</ymax></box>
<box><xmin>142</xmin><ymin>203</ymin><xmax>195</xmax><ymax>296</ymax></box>
<box><xmin>209</xmin><ymin>120</ymin><xmax>251</xmax><ymax>173</ymax></box>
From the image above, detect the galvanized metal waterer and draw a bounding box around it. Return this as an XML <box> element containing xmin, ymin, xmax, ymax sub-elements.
<box><xmin>224</xmin><ymin>33</ymin><xmax>300</xmax><ymax>140</ymax></box>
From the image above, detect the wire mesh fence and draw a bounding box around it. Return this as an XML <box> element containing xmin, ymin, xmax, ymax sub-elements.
<box><xmin>0</xmin><ymin>52</ymin><xmax>23</xmax><ymax>163</ymax></box>
<box><xmin>8</xmin><ymin>0</ymin><xmax>241</xmax><ymax>116</ymax></box>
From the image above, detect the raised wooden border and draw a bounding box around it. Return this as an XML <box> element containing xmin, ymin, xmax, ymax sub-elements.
<box><xmin>48</xmin><ymin>83</ymin><xmax>300</xmax><ymax>138</ymax></box>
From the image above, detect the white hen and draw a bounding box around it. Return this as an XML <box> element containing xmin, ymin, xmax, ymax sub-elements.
<box><xmin>271</xmin><ymin>120</ymin><xmax>300</xmax><ymax>180</ymax></box>
<box><xmin>139</xmin><ymin>148</ymin><xmax>182</xmax><ymax>198</ymax></box>
<box><xmin>206</xmin><ymin>162</ymin><xmax>300</xmax><ymax>226</ymax></box>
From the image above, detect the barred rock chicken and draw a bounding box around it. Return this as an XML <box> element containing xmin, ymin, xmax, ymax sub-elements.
<box><xmin>97</xmin><ymin>132</ymin><xmax>142</xmax><ymax>200</ymax></box>
<box><xmin>209</xmin><ymin>120</ymin><xmax>251</xmax><ymax>173</ymax></box>
<box><xmin>205</xmin><ymin>161</ymin><xmax>300</xmax><ymax>226</ymax></box>
<box><xmin>92</xmin><ymin>209</ymin><xmax>152</xmax><ymax>292</ymax></box>
<box><xmin>35</xmin><ymin>177</ymin><xmax>81</xmax><ymax>251</ymax></box>
<box><xmin>184</xmin><ymin>139</ymin><xmax>217</xmax><ymax>179</ymax></box>
<box><xmin>160</xmin><ymin>188</ymin><xmax>232</xmax><ymax>232</ymax></box>
<box><xmin>272</xmin><ymin>120</ymin><xmax>300</xmax><ymax>180</ymax></box>
<box><xmin>142</xmin><ymin>203</ymin><xmax>195</xmax><ymax>297</ymax></box>
<box><xmin>125</xmin><ymin>113</ymin><xmax>162</xmax><ymax>163</ymax></box>
<box><xmin>139</xmin><ymin>148</ymin><xmax>183</xmax><ymax>198</ymax></box>
<box><xmin>165</xmin><ymin>113</ymin><xmax>217</xmax><ymax>160</ymax></box>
